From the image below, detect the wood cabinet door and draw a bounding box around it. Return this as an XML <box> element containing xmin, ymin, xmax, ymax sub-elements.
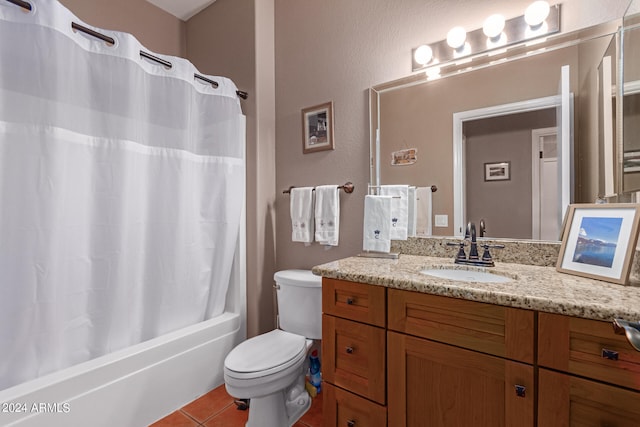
<box><xmin>538</xmin><ymin>368</ymin><xmax>640</xmax><ymax>427</ymax></box>
<box><xmin>387</xmin><ymin>331</ymin><xmax>534</xmax><ymax>427</ymax></box>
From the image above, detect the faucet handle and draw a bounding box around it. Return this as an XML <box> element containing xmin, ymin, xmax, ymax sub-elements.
<box><xmin>481</xmin><ymin>243</ymin><xmax>505</xmax><ymax>262</ymax></box>
<box><xmin>446</xmin><ymin>241</ymin><xmax>467</xmax><ymax>260</ymax></box>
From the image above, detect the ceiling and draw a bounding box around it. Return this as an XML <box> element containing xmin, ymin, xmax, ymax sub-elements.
<box><xmin>145</xmin><ymin>0</ymin><xmax>216</xmax><ymax>21</ymax></box>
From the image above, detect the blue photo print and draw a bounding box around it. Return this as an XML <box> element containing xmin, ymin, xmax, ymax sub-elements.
<box><xmin>572</xmin><ymin>216</ymin><xmax>622</xmax><ymax>268</ymax></box>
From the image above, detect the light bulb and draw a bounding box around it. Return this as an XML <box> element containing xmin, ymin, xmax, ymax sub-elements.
<box><xmin>413</xmin><ymin>45</ymin><xmax>433</xmax><ymax>65</ymax></box>
<box><xmin>483</xmin><ymin>14</ymin><xmax>505</xmax><ymax>39</ymax></box>
<box><xmin>525</xmin><ymin>1</ymin><xmax>550</xmax><ymax>27</ymax></box>
<box><xmin>446</xmin><ymin>26</ymin><xmax>467</xmax><ymax>49</ymax></box>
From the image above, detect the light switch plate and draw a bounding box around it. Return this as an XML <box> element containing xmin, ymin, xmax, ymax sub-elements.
<box><xmin>435</xmin><ymin>214</ymin><xmax>448</xmax><ymax>227</ymax></box>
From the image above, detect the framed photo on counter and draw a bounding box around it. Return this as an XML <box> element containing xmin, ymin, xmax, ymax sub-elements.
<box><xmin>556</xmin><ymin>203</ymin><xmax>640</xmax><ymax>285</ymax></box>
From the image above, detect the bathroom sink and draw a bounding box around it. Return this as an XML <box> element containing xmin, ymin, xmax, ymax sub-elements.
<box><xmin>420</xmin><ymin>268</ymin><xmax>511</xmax><ymax>283</ymax></box>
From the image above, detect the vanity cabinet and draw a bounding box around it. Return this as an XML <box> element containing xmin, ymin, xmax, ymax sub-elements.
<box><xmin>320</xmin><ymin>275</ymin><xmax>640</xmax><ymax>426</ymax></box>
<box><xmin>537</xmin><ymin>313</ymin><xmax>640</xmax><ymax>426</ymax></box>
<box><xmin>387</xmin><ymin>289</ymin><xmax>535</xmax><ymax>426</ymax></box>
<box><xmin>322</xmin><ymin>278</ymin><xmax>387</xmax><ymax>427</ymax></box>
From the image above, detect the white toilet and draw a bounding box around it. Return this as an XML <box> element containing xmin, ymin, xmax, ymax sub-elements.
<box><xmin>224</xmin><ymin>269</ymin><xmax>322</xmax><ymax>427</ymax></box>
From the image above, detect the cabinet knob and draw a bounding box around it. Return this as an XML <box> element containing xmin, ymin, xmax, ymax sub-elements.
<box><xmin>515</xmin><ymin>385</ymin><xmax>526</xmax><ymax>397</ymax></box>
<box><xmin>346</xmin><ymin>297</ymin><xmax>354</xmax><ymax>305</ymax></box>
<box><xmin>346</xmin><ymin>346</ymin><xmax>354</xmax><ymax>354</ymax></box>
<box><xmin>602</xmin><ymin>348</ymin><xmax>619</xmax><ymax>361</ymax></box>
<box><xmin>347</xmin><ymin>420</ymin><xmax>356</xmax><ymax>427</ymax></box>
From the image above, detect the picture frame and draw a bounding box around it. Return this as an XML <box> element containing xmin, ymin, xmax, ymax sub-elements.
<box><xmin>301</xmin><ymin>101</ymin><xmax>334</xmax><ymax>154</ymax></box>
<box><xmin>556</xmin><ymin>203</ymin><xmax>640</xmax><ymax>285</ymax></box>
<box><xmin>484</xmin><ymin>161</ymin><xmax>510</xmax><ymax>181</ymax></box>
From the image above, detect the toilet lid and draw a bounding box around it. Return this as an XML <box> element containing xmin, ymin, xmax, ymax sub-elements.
<box><xmin>225</xmin><ymin>329</ymin><xmax>307</xmax><ymax>374</ymax></box>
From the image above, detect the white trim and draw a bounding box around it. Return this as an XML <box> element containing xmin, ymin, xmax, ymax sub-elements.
<box><xmin>453</xmin><ymin>96</ymin><xmax>561</xmax><ymax>237</ymax></box>
<box><xmin>602</xmin><ymin>56</ymin><xmax>615</xmax><ymax>197</ymax></box>
<box><xmin>531</xmin><ymin>127</ymin><xmax>558</xmax><ymax>240</ymax></box>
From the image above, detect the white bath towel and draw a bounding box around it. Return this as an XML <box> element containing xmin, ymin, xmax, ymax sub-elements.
<box><xmin>416</xmin><ymin>186</ymin><xmax>433</xmax><ymax>236</ymax></box>
<box><xmin>362</xmin><ymin>195</ymin><xmax>392</xmax><ymax>253</ymax></box>
<box><xmin>314</xmin><ymin>185</ymin><xmax>340</xmax><ymax>246</ymax></box>
<box><xmin>379</xmin><ymin>185</ymin><xmax>409</xmax><ymax>240</ymax></box>
<box><xmin>290</xmin><ymin>187</ymin><xmax>314</xmax><ymax>243</ymax></box>
<box><xmin>407</xmin><ymin>187</ymin><xmax>417</xmax><ymax>238</ymax></box>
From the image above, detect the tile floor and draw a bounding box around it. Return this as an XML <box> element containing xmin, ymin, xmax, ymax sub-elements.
<box><xmin>150</xmin><ymin>383</ymin><xmax>323</xmax><ymax>427</ymax></box>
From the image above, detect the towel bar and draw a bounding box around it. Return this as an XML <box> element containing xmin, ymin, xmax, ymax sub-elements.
<box><xmin>283</xmin><ymin>182</ymin><xmax>354</xmax><ymax>194</ymax></box>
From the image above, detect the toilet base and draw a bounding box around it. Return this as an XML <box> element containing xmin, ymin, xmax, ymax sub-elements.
<box><xmin>245</xmin><ymin>383</ymin><xmax>311</xmax><ymax>427</ymax></box>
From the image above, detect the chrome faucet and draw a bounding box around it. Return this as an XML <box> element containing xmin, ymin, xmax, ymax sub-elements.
<box><xmin>447</xmin><ymin>221</ymin><xmax>504</xmax><ymax>267</ymax></box>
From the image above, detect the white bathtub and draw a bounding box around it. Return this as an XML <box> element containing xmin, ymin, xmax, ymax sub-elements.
<box><xmin>0</xmin><ymin>309</ymin><xmax>244</xmax><ymax>427</ymax></box>
<box><xmin>0</xmin><ymin>224</ymin><xmax>247</xmax><ymax>427</ymax></box>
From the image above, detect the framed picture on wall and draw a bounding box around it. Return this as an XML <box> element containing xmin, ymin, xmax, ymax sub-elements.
<box><xmin>484</xmin><ymin>161</ymin><xmax>510</xmax><ymax>181</ymax></box>
<box><xmin>556</xmin><ymin>203</ymin><xmax>640</xmax><ymax>285</ymax></box>
<box><xmin>302</xmin><ymin>101</ymin><xmax>334</xmax><ymax>154</ymax></box>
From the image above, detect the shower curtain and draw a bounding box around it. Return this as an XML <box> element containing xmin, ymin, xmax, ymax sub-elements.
<box><xmin>0</xmin><ymin>0</ymin><xmax>245</xmax><ymax>391</ymax></box>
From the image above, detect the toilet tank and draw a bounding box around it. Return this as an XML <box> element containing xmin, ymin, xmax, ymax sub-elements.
<box><xmin>274</xmin><ymin>270</ymin><xmax>322</xmax><ymax>339</ymax></box>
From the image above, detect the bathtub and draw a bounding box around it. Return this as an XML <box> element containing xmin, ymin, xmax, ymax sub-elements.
<box><xmin>0</xmin><ymin>230</ymin><xmax>247</xmax><ymax>427</ymax></box>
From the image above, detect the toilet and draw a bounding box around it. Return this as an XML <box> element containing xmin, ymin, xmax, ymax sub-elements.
<box><xmin>224</xmin><ymin>269</ymin><xmax>322</xmax><ymax>427</ymax></box>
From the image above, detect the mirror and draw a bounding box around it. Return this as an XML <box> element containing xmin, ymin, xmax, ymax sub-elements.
<box><xmin>370</xmin><ymin>20</ymin><xmax>625</xmax><ymax>240</ymax></box>
<box><xmin>622</xmin><ymin>4</ymin><xmax>640</xmax><ymax>192</ymax></box>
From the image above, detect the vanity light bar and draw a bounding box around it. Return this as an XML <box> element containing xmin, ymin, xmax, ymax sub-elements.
<box><xmin>411</xmin><ymin>4</ymin><xmax>560</xmax><ymax>72</ymax></box>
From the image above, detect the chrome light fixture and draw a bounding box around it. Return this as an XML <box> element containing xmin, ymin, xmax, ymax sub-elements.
<box><xmin>411</xmin><ymin>1</ymin><xmax>560</xmax><ymax>72</ymax></box>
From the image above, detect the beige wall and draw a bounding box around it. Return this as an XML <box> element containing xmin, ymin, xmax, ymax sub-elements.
<box><xmin>59</xmin><ymin>0</ymin><xmax>186</xmax><ymax>56</ymax></box>
<box><xmin>273</xmin><ymin>0</ymin><xmax>631</xmax><ymax>272</ymax></box>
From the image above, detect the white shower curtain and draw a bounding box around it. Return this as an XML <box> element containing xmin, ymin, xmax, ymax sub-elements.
<box><xmin>0</xmin><ymin>0</ymin><xmax>245</xmax><ymax>391</ymax></box>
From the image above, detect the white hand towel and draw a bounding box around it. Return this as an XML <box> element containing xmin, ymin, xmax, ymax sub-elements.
<box><xmin>408</xmin><ymin>187</ymin><xmax>417</xmax><ymax>238</ymax></box>
<box><xmin>362</xmin><ymin>195</ymin><xmax>392</xmax><ymax>253</ymax></box>
<box><xmin>379</xmin><ymin>185</ymin><xmax>409</xmax><ymax>240</ymax></box>
<box><xmin>314</xmin><ymin>185</ymin><xmax>340</xmax><ymax>246</ymax></box>
<box><xmin>416</xmin><ymin>187</ymin><xmax>433</xmax><ymax>236</ymax></box>
<box><xmin>290</xmin><ymin>187</ymin><xmax>314</xmax><ymax>243</ymax></box>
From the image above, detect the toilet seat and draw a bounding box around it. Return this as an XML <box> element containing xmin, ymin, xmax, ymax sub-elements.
<box><xmin>224</xmin><ymin>329</ymin><xmax>307</xmax><ymax>380</ymax></box>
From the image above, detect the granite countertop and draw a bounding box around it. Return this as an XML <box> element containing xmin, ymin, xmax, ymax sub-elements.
<box><xmin>312</xmin><ymin>254</ymin><xmax>640</xmax><ymax>322</ymax></box>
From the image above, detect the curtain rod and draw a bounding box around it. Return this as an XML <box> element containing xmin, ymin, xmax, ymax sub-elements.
<box><xmin>6</xmin><ymin>0</ymin><xmax>30</xmax><ymax>10</ymax></box>
<box><xmin>4</xmin><ymin>0</ymin><xmax>249</xmax><ymax>100</ymax></box>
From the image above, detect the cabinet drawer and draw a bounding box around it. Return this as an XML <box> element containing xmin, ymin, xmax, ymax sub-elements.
<box><xmin>388</xmin><ymin>288</ymin><xmax>534</xmax><ymax>363</ymax></box>
<box><xmin>322</xmin><ymin>278</ymin><xmax>386</xmax><ymax>327</ymax></box>
<box><xmin>539</xmin><ymin>312</ymin><xmax>640</xmax><ymax>391</ymax></box>
<box><xmin>323</xmin><ymin>383</ymin><xmax>386</xmax><ymax>427</ymax></box>
<box><xmin>322</xmin><ymin>314</ymin><xmax>386</xmax><ymax>404</ymax></box>
<box><xmin>538</xmin><ymin>368</ymin><xmax>640</xmax><ymax>427</ymax></box>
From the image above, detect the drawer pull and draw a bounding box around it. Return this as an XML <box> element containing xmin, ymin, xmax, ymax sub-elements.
<box><xmin>515</xmin><ymin>385</ymin><xmax>526</xmax><ymax>398</ymax></box>
<box><xmin>602</xmin><ymin>348</ymin><xmax>619</xmax><ymax>360</ymax></box>
<box><xmin>347</xmin><ymin>420</ymin><xmax>356</xmax><ymax>427</ymax></box>
<box><xmin>346</xmin><ymin>346</ymin><xmax>354</xmax><ymax>354</ymax></box>
<box><xmin>346</xmin><ymin>297</ymin><xmax>355</xmax><ymax>305</ymax></box>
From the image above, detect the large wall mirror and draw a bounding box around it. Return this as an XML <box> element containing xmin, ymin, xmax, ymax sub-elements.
<box><xmin>370</xmin><ymin>12</ymin><xmax>636</xmax><ymax>241</ymax></box>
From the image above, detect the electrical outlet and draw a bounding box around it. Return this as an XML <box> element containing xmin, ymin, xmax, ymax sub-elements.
<box><xmin>434</xmin><ymin>214</ymin><xmax>448</xmax><ymax>227</ymax></box>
